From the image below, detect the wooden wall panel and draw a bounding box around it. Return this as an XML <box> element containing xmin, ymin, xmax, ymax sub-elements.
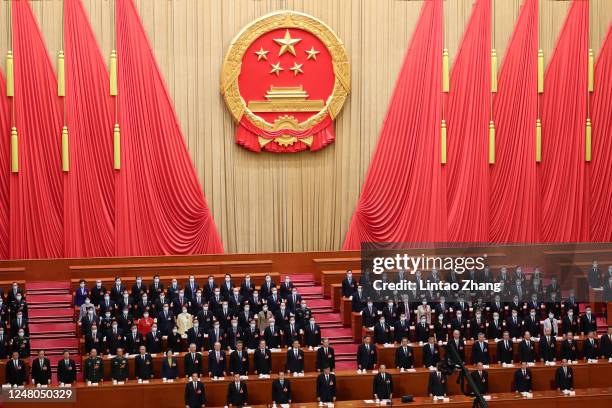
<box><xmin>0</xmin><ymin>0</ymin><xmax>610</xmax><ymax>254</ymax></box>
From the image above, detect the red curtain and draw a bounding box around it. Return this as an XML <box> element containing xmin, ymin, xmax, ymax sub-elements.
<box><xmin>590</xmin><ymin>24</ymin><xmax>612</xmax><ymax>241</ymax></box>
<box><xmin>115</xmin><ymin>0</ymin><xmax>223</xmax><ymax>255</ymax></box>
<box><xmin>538</xmin><ymin>0</ymin><xmax>589</xmax><ymax>242</ymax></box>
<box><xmin>489</xmin><ymin>0</ymin><xmax>539</xmax><ymax>243</ymax></box>
<box><xmin>63</xmin><ymin>0</ymin><xmax>116</xmax><ymax>257</ymax></box>
<box><xmin>10</xmin><ymin>0</ymin><xmax>64</xmax><ymax>259</ymax></box>
<box><xmin>445</xmin><ymin>0</ymin><xmax>491</xmax><ymax>243</ymax></box>
<box><xmin>343</xmin><ymin>0</ymin><xmax>445</xmax><ymax>249</ymax></box>
<box><xmin>0</xmin><ymin>73</ymin><xmax>9</xmax><ymax>260</ymax></box>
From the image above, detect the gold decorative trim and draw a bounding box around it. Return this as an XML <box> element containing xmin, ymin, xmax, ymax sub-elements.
<box><xmin>221</xmin><ymin>11</ymin><xmax>351</xmax><ymax>132</ymax></box>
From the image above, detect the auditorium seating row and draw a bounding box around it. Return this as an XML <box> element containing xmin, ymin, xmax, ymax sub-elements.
<box><xmin>1</xmin><ymin>361</ymin><xmax>611</xmax><ymax>407</ymax></box>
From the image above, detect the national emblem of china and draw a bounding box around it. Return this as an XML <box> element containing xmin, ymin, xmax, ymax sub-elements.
<box><xmin>221</xmin><ymin>11</ymin><xmax>350</xmax><ymax>153</ymax></box>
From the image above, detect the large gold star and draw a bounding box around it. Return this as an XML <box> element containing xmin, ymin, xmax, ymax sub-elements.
<box><xmin>254</xmin><ymin>47</ymin><xmax>269</xmax><ymax>61</ymax></box>
<box><xmin>289</xmin><ymin>62</ymin><xmax>304</xmax><ymax>76</ymax></box>
<box><xmin>305</xmin><ymin>47</ymin><xmax>320</xmax><ymax>60</ymax></box>
<box><xmin>273</xmin><ymin>30</ymin><xmax>301</xmax><ymax>56</ymax></box>
<box><xmin>269</xmin><ymin>62</ymin><xmax>284</xmax><ymax>76</ymax></box>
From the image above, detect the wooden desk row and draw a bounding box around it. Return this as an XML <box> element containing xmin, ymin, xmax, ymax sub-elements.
<box><xmin>3</xmin><ymin>362</ymin><xmax>611</xmax><ymax>408</ymax></box>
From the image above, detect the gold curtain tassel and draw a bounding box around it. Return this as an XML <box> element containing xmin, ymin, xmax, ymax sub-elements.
<box><xmin>537</xmin><ymin>49</ymin><xmax>544</xmax><ymax>93</ymax></box>
<box><xmin>58</xmin><ymin>51</ymin><xmax>65</xmax><ymax>97</ymax></box>
<box><xmin>442</xmin><ymin>48</ymin><xmax>449</xmax><ymax>93</ymax></box>
<box><xmin>113</xmin><ymin>123</ymin><xmax>121</xmax><ymax>170</ymax></box>
<box><xmin>6</xmin><ymin>51</ymin><xmax>14</xmax><ymax>97</ymax></box>
<box><xmin>588</xmin><ymin>48</ymin><xmax>594</xmax><ymax>92</ymax></box>
<box><xmin>585</xmin><ymin>118</ymin><xmax>592</xmax><ymax>162</ymax></box>
<box><xmin>488</xmin><ymin>120</ymin><xmax>495</xmax><ymax>164</ymax></box>
<box><xmin>491</xmin><ymin>49</ymin><xmax>498</xmax><ymax>93</ymax></box>
<box><xmin>536</xmin><ymin>119</ymin><xmax>542</xmax><ymax>163</ymax></box>
<box><xmin>61</xmin><ymin>126</ymin><xmax>69</xmax><ymax>172</ymax></box>
<box><xmin>11</xmin><ymin>127</ymin><xmax>18</xmax><ymax>173</ymax></box>
<box><xmin>110</xmin><ymin>50</ymin><xmax>118</xmax><ymax>96</ymax></box>
<box><xmin>441</xmin><ymin>119</ymin><xmax>447</xmax><ymax>164</ymax></box>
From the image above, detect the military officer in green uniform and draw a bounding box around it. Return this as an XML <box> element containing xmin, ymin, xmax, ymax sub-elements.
<box><xmin>11</xmin><ymin>329</ymin><xmax>30</xmax><ymax>358</ymax></box>
<box><xmin>111</xmin><ymin>347</ymin><xmax>129</xmax><ymax>382</ymax></box>
<box><xmin>84</xmin><ymin>348</ymin><xmax>104</xmax><ymax>383</ymax></box>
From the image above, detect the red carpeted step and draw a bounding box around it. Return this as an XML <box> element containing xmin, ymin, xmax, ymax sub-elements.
<box><xmin>29</xmin><ymin>308</ymin><xmax>74</xmax><ymax>319</ymax></box>
<box><xmin>298</xmin><ymin>286</ymin><xmax>322</xmax><ymax>296</ymax></box>
<box><xmin>28</xmin><ymin>294</ymin><xmax>73</xmax><ymax>305</ymax></box>
<box><xmin>335</xmin><ymin>361</ymin><xmax>357</xmax><ymax>370</ymax></box>
<box><xmin>30</xmin><ymin>338</ymin><xmax>79</xmax><ymax>353</ymax></box>
<box><xmin>29</xmin><ymin>322</ymin><xmax>76</xmax><ymax>336</ymax></box>
<box><xmin>26</xmin><ymin>281</ymin><xmax>71</xmax><ymax>291</ymax></box>
<box><xmin>321</xmin><ymin>328</ymin><xmax>353</xmax><ymax>339</ymax></box>
<box><xmin>333</xmin><ymin>343</ymin><xmax>358</xmax><ymax>354</ymax></box>
<box><xmin>312</xmin><ymin>313</ymin><xmax>342</xmax><ymax>324</ymax></box>
<box><xmin>307</xmin><ymin>299</ymin><xmax>333</xmax><ymax>309</ymax></box>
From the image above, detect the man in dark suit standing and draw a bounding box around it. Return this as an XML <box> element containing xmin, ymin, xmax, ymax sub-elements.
<box><xmin>395</xmin><ymin>337</ymin><xmax>414</xmax><ymax>369</ymax></box>
<box><xmin>357</xmin><ymin>335</ymin><xmax>377</xmax><ymax>371</ymax></box>
<box><xmin>560</xmin><ymin>332</ymin><xmax>579</xmax><ymax>361</ymax></box>
<box><xmin>316</xmin><ymin>338</ymin><xmax>336</xmax><ymax>372</ymax></box>
<box><xmin>423</xmin><ymin>335</ymin><xmax>440</xmax><ymax>368</ymax></box>
<box><xmin>470</xmin><ymin>362</ymin><xmax>489</xmax><ymax>394</ymax></box>
<box><xmin>555</xmin><ymin>359</ymin><xmax>574</xmax><ymax>391</ymax></box>
<box><xmin>539</xmin><ymin>328</ymin><xmax>556</xmax><ymax>362</ymax></box>
<box><xmin>184</xmin><ymin>343</ymin><xmax>203</xmax><ymax>377</ymax></box>
<box><xmin>427</xmin><ymin>364</ymin><xmax>448</xmax><ymax>397</ymax></box>
<box><xmin>601</xmin><ymin>326</ymin><xmax>612</xmax><ymax>358</ymax></box>
<box><xmin>372</xmin><ymin>364</ymin><xmax>393</xmax><ymax>400</ymax></box>
<box><xmin>31</xmin><ymin>349</ymin><xmax>51</xmax><ymax>386</ymax></box>
<box><xmin>272</xmin><ymin>371</ymin><xmax>292</xmax><ymax>404</ymax></box>
<box><xmin>5</xmin><ymin>351</ymin><xmax>26</xmax><ymax>386</ymax></box>
<box><xmin>229</xmin><ymin>341</ymin><xmax>249</xmax><ymax>376</ymax></box>
<box><xmin>227</xmin><ymin>373</ymin><xmax>248</xmax><ymax>407</ymax></box>
<box><xmin>57</xmin><ymin>350</ymin><xmax>77</xmax><ymax>385</ymax></box>
<box><xmin>471</xmin><ymin>332</ymin><xmax>490</xmax><ymax>365</ymax></box>
<box><xmin>208</xmin><ymin>342</ymin><xmax>227</xmax><ymax>378</ymax></box>
<box><xmin>580</xmin><ymin>307</ymin><xmax>598</xmax><ymax>335</ymax></box>
<box><xmin>583</xmin><ymin>331</ymin><xmax>600</xmax><ymax>360</ymax></box>
<box><xmin>253</xmin><ymin>340</ymin><xmax>272</xmax><ymax>375</ymax></box>
<box><xmin>316</xmin><ymin>366</ymin><xmax>337</xmax><ymax>403</ymax></box>
<box><xmin>342</xmin><ymin>270</ymin><xmax>358</xmax><ymax>298</ymax></box>
<box><xmin>513</xmin><ymin>362</ymin><xmax>532</xmax><ymax>393</ymax></box>
<box><xmin>446</xmin><ymin>330</ymin><xmax>465</xmax><ymax>363</ymax></box>
<box><xmin>304</xmin><ymin>317</ymin><xmax>322</xmax><ymax>348</ymax></box>
<box><xmin>496</xmin><ymin>331</ymin><xmax>514</xmax><ymax>364</ymax></box>
<box><xmin>286</xmin><ymin>340</ymin><xmax>305</xmax><ymax>374</ymax></box>
<box><xmin>184</xmin><ymin>373</ymin><xmax>206</xmax><ymax>408</ymax></box>
<box><xmin>135</xmin><ymin>345</ymin><xmax>154</xmax><ymax>381</ymax></box>
<box><xmin>518</xmin><ymin>332</ymin><xmax>536</xmax><ymax>363</ymax></box>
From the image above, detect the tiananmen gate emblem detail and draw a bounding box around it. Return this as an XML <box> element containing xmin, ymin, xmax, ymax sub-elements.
<box><xmin>221</xmin><ymin>11</ymin><xmax>350</xmax><ymax>153</ymax></box>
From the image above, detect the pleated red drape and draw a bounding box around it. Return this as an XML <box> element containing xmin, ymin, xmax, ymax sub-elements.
<box><xmin>590</xmin><ymin>24</ymin><xmax>612</xmax><ymax>241</ymax></box>
<box><xmin>343</xmin><ymin>0</ymin><xmax>445</xmax><ymax>249</ymax></box>
<box><xmin>63</xmin><ymin>0</ymin><xmax>116</xmax><ymax>257</ymax></box>
<box><xmin>539</xmin><ymin>0</ymin><xmax>589</xmax><ymax>242</ymax></box>
<box><xmin>10</xmin><ymin>0</ymin><xmax>64</xmax><ymax>259</ymax></box>
<box><xmin>0</xmin><ymin>73</ymin><xmax>9</xmax><ymax>260</ymax></box>
<box><xmin>489</xmin><ymin>0</ymin><xmax>539</xmax><ymax>243</ymax></box>
<box><xmin>445</xmin><ymin>0</ymin><xmax>491</xmax><ymax>243</ymax></box>
<box><xmin>115</xmin><ymin>0</ymin><xmax>223</xmax><ymax>255</ymax></box>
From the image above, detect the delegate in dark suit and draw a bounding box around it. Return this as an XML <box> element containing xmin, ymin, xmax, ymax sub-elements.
<box><xmin>316</xmin><ymin>345</ymin><xmax>336</xmax><ymax>371</ymax></box>
<box><xmin>422</xmin><ymin>342</ymin><xmax>440</xmax><ymax>367</ymax></box>
<box><xmin>5</xmin><ymin>358</ymin><xmax>26</xmax><ymax>385</ymax></box>
<box><xmin>555</xmin><ymin>365</ymin><xmax>574</xmax><ymax>390</ymax></box>
<box><xmin>208</xmin><ymin>349</ymin><xmax>227</xmax><ymax>377</ymax></box>
<box><xmin>357</xmin><ymin>343</ymin><xmax>377</xmax><ymax>370</ymax></box>
<box><xmin>316</xmin><ymin>373</ymin><xmax>337</xmax><ymax>402</ymax></box>
<box><xmin>539</xmin><ymin>335</ymin><xmax>556</xmax><ymax>362</ymax></box>
<box><xmin>161</xmin><ymin>356</ymin><xmax>179</xmax><ymax>379</ymax></box>
<box><xmin>57</xmin><ymin>358</ymin><xmax>77</xmax><ymax>384</ymax></box>
<box><xmin>372</xmin><ymin>372</ymin><xmax>393</xmax><ymax>399</ymax></box>
<box><xmin>227</xmin><ymin>381</ymin><xmax>248</xmax><ymax>406</ymax></box>
<box><xmin>135</xmin><ymin>353</ymin><xmax>154</xmax><ymax>379</ymax></box>
<box><xmin>230</xmin><ymin>349</ymin><xmax>249</xmax><ymax>375</ymax></box>
<box><xmin>471</xmin><ymin>341</ymin><xmax>490</xmax><ymax>365</ymax></box>
<box><xmin>31</xmin><ymin>357</ymin><xmax>52</xmax><ymax>385</ymax></box>
<box><xmin>286</xmin><ymin>347</ymin><xmax>305</xmax><ymax>373</ymax></box>
<box><xmin>184</xmin><ymin>380</ymin><xmax>206</xmax><ymax>408</ymax></box>
<box><xmin>470</xmin><ymin>370</ymin><xmax>489</xmax><ymax>394</ymax></box>
<box><xmin>427</xmin><ymin>371</ymin><xmax>448</xmax><ymax>397</ymax></box>
<box><xmin>513</xmin><ymin>368</ymin><xmax>532</xmax><ymax>392</ymax></box>
<box><xmin>184</xmin><ymin>352</ymin><xmax>204</xmax><ymax>376</ymax></box>
<box><xmin>395</xmin><ymin>345</ymin><xmax>414</xmax><ymax>369</ymax></box>
<box><xmin>496</xmin><ymin>339</ymin><xmax>514</xmax><ymax>364</ymax></box>
<box><xmin>254</xmin><ymin>347</ymin><xmax>272</xmax><ymax>374</ymax></box>
<box><xmin>272</xmin><ymin>378</ymin><xmax>292</xmax><ymax>404</ymax></box>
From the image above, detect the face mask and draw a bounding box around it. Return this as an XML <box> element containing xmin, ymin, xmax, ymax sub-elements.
<box><xmin>164</xmin><ymin>308</ymin><xmax>169</xmax><ymax>313</ymax></box>
<box><xmin>16</xmin><ymin>296</ymin><xmax>21</xmax><ymax>301</ymax></box>
<box><xmin>80</xmin><ymin>283</ymin><xmax>85</xmax><ymax>287</ymax></box>
<box><xmin>172</xmin><ymin>329</ymin><xmax>177</xmax><ymax>334</ymax></box>
<box><xmin>225</xmin><ymin>278</ymin><xmax>231</xmax><ymax>282</ymax></box>
<box><xmin>18</xmin><ymin>332</ymin><xmax>24</xmax><ymax>337</ymax></box>
<box><xmin>367</xmin><ymin>303</ymin><xmax>373</xmax><ymax>308</ymax></box>
<box><xmin>143</xmin><ymin>314</ymin><xmax>149</xmax><ymax>318</ymax></box>
<box><xmin>136</xmin><ymin>280</ymin><xmax>142</xmax><ymax>284</ymax></box>
<box><xmin>232</xmin><ymin>323</ymin><xmax>238</xmax><ymax>328</ymax></box>
<box><xmin>182</xmin><ymin>309</ymin><xmax>188</xmax><ymax>314</ymax></box>
<box><xmin>549</xmin><ymin>314</ymin><xmax>554</xmax><ymax>319</ymax></box>
<box><xmin>438</xmin><ymin>315</ymin><xmax>444</xmax><ymax>320</ymax></box>
<box><xmin>132</xmin><ymin>329</ymin><xmax>137</xmax><ymax>334</ymax></box>
<box><xmin>112</xmin><ymin>325</ymin><xmax>118</xmax><ymax>330</ymax></box>
<box><xmin>530</xmin><ymin>313</ymin><xmax>535</xmax><ymax>317</ymax></box>
<box><xmin>250</xmin><ymin>324</ymin><xmax>256</xmax><ymax>329</ymax></box>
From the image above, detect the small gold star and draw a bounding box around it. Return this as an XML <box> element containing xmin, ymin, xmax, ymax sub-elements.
<box><xmin>270</xmin><ymin>62</ymin><xmax>284</xmax><ymax>76</ymax></box>
<box><xmin>273</xmin><ymin>29</ymin><xmax>301</xmax><ymax>56</ymax></box>
<box><xmin>289</xmin><ymin>62</ymin><xmax>304</xmax><ymax>76</ymax></box>
<box><xmin>254</xmin><ymin>47</ymin><xmax>269</xmax><ymax>61</ymax></box>
<box><xmin>305</xmin><ymin>47</ymin><xmax>320</xmax><ymax>60</ymax></box>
